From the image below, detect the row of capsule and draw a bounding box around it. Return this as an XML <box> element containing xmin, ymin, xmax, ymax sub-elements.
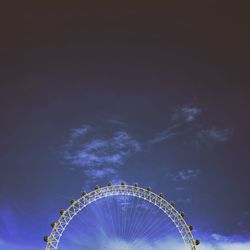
<box><xmin>44</xmin><ymin>182</ymin><xmax>200</xmax><ymax>246</ymax></box>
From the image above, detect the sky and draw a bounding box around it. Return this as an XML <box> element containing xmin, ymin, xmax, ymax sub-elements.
<box><xmin>0</xmin><ymin>1</ymin><xmax>250</xmax><ymax>249</ymax></box>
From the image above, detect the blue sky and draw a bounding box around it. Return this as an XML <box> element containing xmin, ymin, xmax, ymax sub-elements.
<box><xmin>0</xmin><ymin>101</ymin><xmax>249</xmax><ymax>249</ymax></box>
<box><xmin>0</xmin><ymin>2</ymin><xmax>250</xmax><ymax>249</ymax></box>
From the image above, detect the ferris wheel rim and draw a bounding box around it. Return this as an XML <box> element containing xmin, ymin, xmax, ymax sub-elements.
<box><xmin>45</xmin><ymin>183</ymin><xmax>199</xmax><ymax>250</ymax></box>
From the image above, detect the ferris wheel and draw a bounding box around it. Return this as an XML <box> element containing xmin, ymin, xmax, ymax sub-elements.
<box><xmin>44</xmin><ymin>182</ymin><xmax>200</xmax><ymax>250</ymax></box>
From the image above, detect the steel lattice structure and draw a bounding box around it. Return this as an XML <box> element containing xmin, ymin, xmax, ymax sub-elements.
<box><xmin>45</xmin><ymin>183</ymin><xmax>200</xmax><ymax>250</ymax></box>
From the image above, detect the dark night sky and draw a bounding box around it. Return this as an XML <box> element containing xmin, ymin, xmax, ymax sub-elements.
<box><xmin>0</xmin><ymin>1</ymin><xmax>250</xmax><ymax>249</ymax></box>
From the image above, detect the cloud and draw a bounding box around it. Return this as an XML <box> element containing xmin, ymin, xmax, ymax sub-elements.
<box><xmin>172</xmin><ymin>105</ymin><xmax>202</xmax><ymax>123</ymax></box>
<box><xmin>211</xmin><ymin>233</ymin><xmax>228</xmax><ymax>241</ymax></box>
<box><xmin>149</xmin><ymin>124</ymin><xmax>181</xmax><ymax>144</ymax></box>
<box><xmin>60</xmin><ymin>233</ymin><xmax>186</xmax><ymax>250</ymax></box>
<box><xmin>1</xmin><ymin>236</ymin><xmax>250</xmax><ymax>250</ymax></box>
<box><xmin>62</xmin><ymin>107</ymin><xmax>233</xmax><ymax>185</ymax></box>
<box><xmin>149</xmin><ymin>105</ymin><xmax>202</xmax><ymax>145</ymax></box>
<box><xmin>58</xmin><ymin>233</ymin><xmax>250</xmax><ymax>250</ymax></box>
<box><xmin>84</xmin><ymin>167</ymin><xmax>117</xmax><ymax>179</ymax></box>
<box><xmin>104</xmin><ymin>237</ymin><xmax>185</xmax><ymax>250</ymax></box>
<box><xmin>176</xmin><ymin>197</ymin><xmax>192</xmax><ymax>203</ymax></box>
<box><xmin>106</xmin><ymin>119</ymin><xmax>127</xmax><ymax>126</ymax></box>
<box><xmin>62</xmin><ymin>124</ymin><xmax>140</xmax><ymax>182</ymax></box>
<box><xmin>149</xmin><ymin>105</ymin><xmax>233</xmax><ymax>149</ymax></box>
<box><xmin>66</xmin><ymin>131</ymin><xmax>140</xmax><ymax>167</ymax></box>
<box><xmin>174</xmin><ymin>169</ymin><xmax>201</xmax><ymax>181</ymax></box>
<box><xmin>166</xmin><ymin>168</ymin><xmax>200</xmax><ymax>183</ymax></box>
<box><xmin>199</xmin><ymin>241</ymin><xmax>250</xmax><ymax>250</ymax></box>
<box><xmin>196</xmin><ymin>128</ymin><xmax>233</xmax><ymax>144</ymax></box>
<box><xmin>70</xmin><ymin>125</ymin><xmax>92</xmax><ymax>138</ymax></box>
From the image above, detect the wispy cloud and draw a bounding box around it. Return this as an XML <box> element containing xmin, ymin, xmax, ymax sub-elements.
<box><xmin>62</xmin><ymin>105</ymin><xmax>233</xmax><ymax>184</ymax></box>
<box><xmin>69</xmin><ymin>125</ymin><xmax>92</xmax><ymax>139</ymax></box>
<box><xmin>172</xmin><ymin>105</ymin><xmax>202</xmax><ymax>123</ymax></box>
<box><xmin>174</xmin><ymin>169</ymin><xmax>201</xmax><ymax>181</ymax></box>
<box><xmin>150</xmin><ymin>105</ymin><xmax>233</xmax><ymax>149</ymax></box>
<box><xmin>211</xmin><ymin>233</ymin><xmax>228</xmax><ymax>241</ymax></box>
<box><xmin>84</xmin><ymin>168</ymin><xmax>117</xmax><ymax>180</ymax></box>
<box><xmin>62</xmin><ymin>124</ymin><xmax>140</xmax><ymax>182</ymax></box>
<box><xmin>196</xmin><ymin>127</ymin><xmax>233</xmax><ymax>144</ymax></box>
<box><xmin>149</xmin><ymin>124</ymin><xmax>181</xmax><ymax>144</ymax></box>
<box><xmin>166</xmin><ymin>168</ymin><xmax>200</xmax><ymax>184</ymax></box>
<box><xmin>65</xmin><ymin>131</ymin><xmax>140</xmax><ymax>167</ymax></box>
<box><xmin>149</xmin><ymin>105</ymin><xmax>201</xmax><ymax>144</ymax></box>
<box><xmin>106</xmin><ymin>119</ymin><xmax>127</xmax><ymax>126</ymax></box>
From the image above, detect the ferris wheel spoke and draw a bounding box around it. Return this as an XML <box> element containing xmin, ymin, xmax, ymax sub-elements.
<box><xmin>126</xmin><ymin>194</ymin><xmax>140</xmax><ymax>241</ymax></box>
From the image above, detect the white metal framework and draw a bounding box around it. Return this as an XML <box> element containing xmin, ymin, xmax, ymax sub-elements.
<box><xmin>45</xmin><ymin>184</ymin><xmax>199</xmax><ymax>250</ymax></box>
